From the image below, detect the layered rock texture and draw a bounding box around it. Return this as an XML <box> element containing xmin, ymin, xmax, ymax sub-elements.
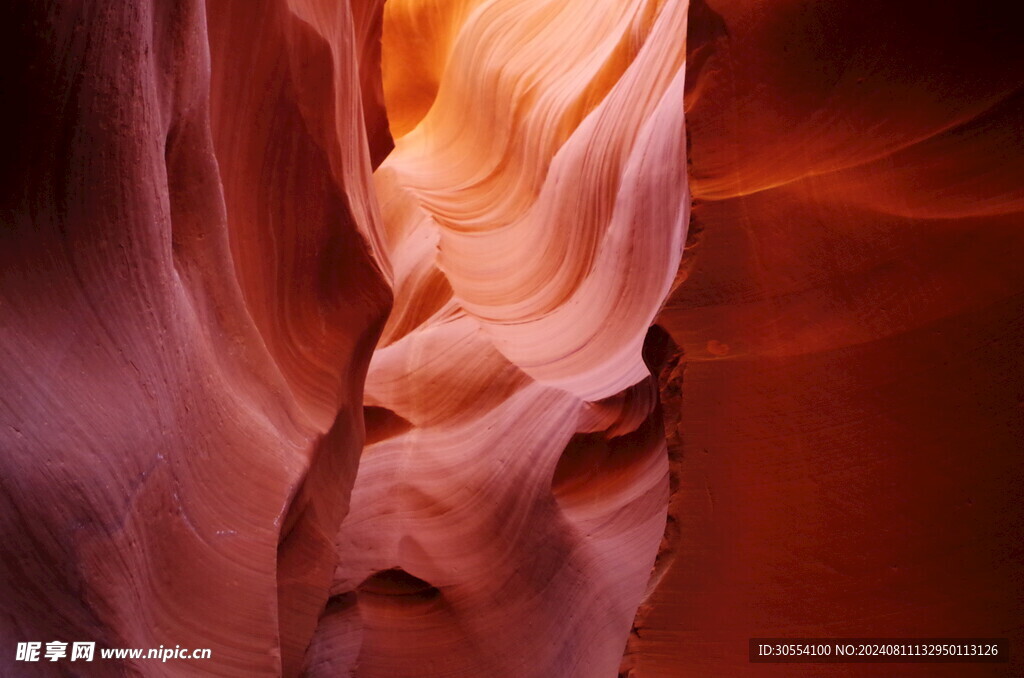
<box><xmin>308</xmin><ymin>0</ymin><xmax>688</xmax><ymax>675</ymax></box>
<box><xmin>3</xmin><ymin>1</ymin><xmax>390</xmax><ymax>676</ymax></box>
<box><xmin>2</xmin><ymin>0</ymin><xmax>1021</xmax><ymax>677</ymax></box>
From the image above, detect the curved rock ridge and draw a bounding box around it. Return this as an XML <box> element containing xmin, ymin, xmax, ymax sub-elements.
<box><xmin>375</xmin><ymin>0</ymin><xmax>690</xmax><ymax>401</ymax></box>
<box><xmin>307</xmin><ymin>0</ymin><xmax>689</xmax><ymax>676</ymax></box>
<box><xmin>2</xmin><ymin>1</ymin><xmax>390</xmax><ymax>676</ymax></box>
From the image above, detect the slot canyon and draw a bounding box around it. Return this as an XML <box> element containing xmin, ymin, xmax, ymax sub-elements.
<box><xmin>1</xmin><ymin>0</ymin><xmax>1021</xmax><ymax>676</ymax></box>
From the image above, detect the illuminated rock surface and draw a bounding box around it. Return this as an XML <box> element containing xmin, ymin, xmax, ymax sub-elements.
<box><xmin>308</xmin><ymin>0</ymin><xmax>688</xmax><ymax>675</ymax></box>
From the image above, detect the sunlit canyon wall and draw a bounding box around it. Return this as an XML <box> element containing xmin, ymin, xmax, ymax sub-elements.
<box><xmin>304</xmin><ymin>0</ymin><xmax>687</xmax><ymax>675</ymax></box>
<box><xmin>2</xmin><ymin>0</ymin><xmax>1021</xmax><ymax>677</ymax></box>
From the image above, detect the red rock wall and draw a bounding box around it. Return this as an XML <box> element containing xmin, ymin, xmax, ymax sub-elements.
<box><xmin>626</xmin><ymin>0</ymin><xmax>1024</xmax><ymax>676</ymax></box>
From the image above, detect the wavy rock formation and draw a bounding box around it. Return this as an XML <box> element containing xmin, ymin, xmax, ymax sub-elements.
<box><xmin>306</xmin><ymin>0</ymin><xmax>689</xmax><ymax>675</ymax></box>
<box><xmin>6</xmin><ymin>0</ymin><xmax>1019</xmax><ymax>676</ymax></box>
<box><xmin>3</xmin><ymin>0</ymin><xmax>686</xmax><ymax>675</ymax></box>
<box><xmin>3</xmin><ymin>1</ymin><xmax>389</xmax><ymax>676</ymax></box>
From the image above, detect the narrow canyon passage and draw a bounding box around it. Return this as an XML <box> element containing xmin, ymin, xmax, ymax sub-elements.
<box><xmin>303</xmin><ymin>0</ymin><xmax>689</xmax><ymax>675</ymax></box>
<box><xmin>2</xmin><ymin>0</ymin><xmax>1021</xmax><ymax>676</ymax></box>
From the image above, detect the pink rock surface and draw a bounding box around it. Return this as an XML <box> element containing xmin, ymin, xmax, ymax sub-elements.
<box><xmin>3</xmin><ymin>1</ymin><xmax>388</xmax><ymax>675</ymax></box>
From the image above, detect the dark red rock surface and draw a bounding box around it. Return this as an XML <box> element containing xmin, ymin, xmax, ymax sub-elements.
<box><xmin>627</xmin><ymin>0</ymin><xmax>1024</xmax><ymax>675</ymax></box>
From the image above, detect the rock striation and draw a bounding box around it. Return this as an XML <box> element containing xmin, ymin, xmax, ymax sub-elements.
<box><xmin>307</xmin><ymin>0</ymin><xmax>688</xmax><ymax>675</ymax></box>
<box><xmin>3</xmin><ymin>1</ymin><xmax>389</xmax><ymax>675</ymax></box>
